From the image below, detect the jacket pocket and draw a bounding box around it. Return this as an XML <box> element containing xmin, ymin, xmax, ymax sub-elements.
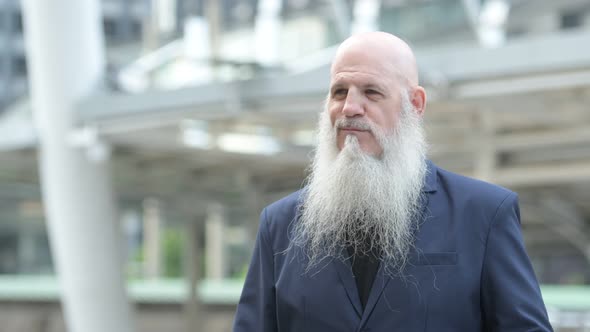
<box><xmin>410</xmin><ymin>252</ymin><xmax>457</xmax><ymax>266</ymax></box>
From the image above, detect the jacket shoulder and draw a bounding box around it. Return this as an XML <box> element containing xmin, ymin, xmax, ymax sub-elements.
<box><xmin>260</xmin><ymin>190</ymin><xmax>303</xmax><ymax>247</ymax></box>
<box><xmin>435</xmin><ymin>166</ymin><xmax>516</xmax><ymax>204</ymax></box>
<box><xmin>264</xmin><ymin>190</ymin><xmax>303</xmax><ymax>220</ymax></box>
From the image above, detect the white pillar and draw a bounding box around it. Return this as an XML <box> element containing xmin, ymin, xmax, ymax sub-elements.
<box><xmin>477</xmin><ymin>0</ymin><xmax>510</xmax><ymax>48</ymax></box>
<box><xmin>142</xmin><ymin>198</ymin><xmax>162</xmax><ymax>279</ymax></box>
<box><xmin>255</xmin><ymin>0</ymin><xmax>283</xmax><ymax>66</ymax></box>
<box><xmin>155</xmin><ymin>0</ymin><xmax>178</xmax><ymax>36</ymax></box>
<box><xmin>20</xmin><ymin>1</ymin><xmax>135</xmax><ymax>332</ymax></box>
<box><xmin>183</xmin><ymin>15</ymin><xmax>213</xmax><ymax>82</ymax></box>
<box><xmin>205</xmin><ymin>203</ymin><xmax>225</xmax><ymax>280</ymax></box>
<box><xmin>205</xmin><ymin>0</ymin><xmax>221</xmax><ymax>61</ymax></box>
<box><xmin>184</xmin><ymin>16</ymin><xmax>211</xmax><ymax>60</ymax></box>
<box><xmin>351</xmin><ymin>0</ymin><xmax>381</xmax><ymax>34</ymax></box>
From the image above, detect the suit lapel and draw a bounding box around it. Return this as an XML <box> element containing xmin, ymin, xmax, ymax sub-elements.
<box><xmin>360</xmin><ymin>161</ymin><xmax>438</xmax><ymax>324</ymax></box>
<box><xmin>293</xmin><ymin>197</ymin><xmax>364</xmax><ymax>319</ymax></box>
<box><xmin>360</xmin><ymin>264</ymin><xmax>390</xmax><ymax>323</ymax></box>
<box><xmin>333</xmin><ymin>251</ymin><xmax>363</xmax><ymax>318</ymax></box>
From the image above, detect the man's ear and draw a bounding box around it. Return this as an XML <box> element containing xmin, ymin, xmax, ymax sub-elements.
<box><xmin>411</xmin><ymin>86</ymin><xmax>426</xmax><ymax>116</ymax></box>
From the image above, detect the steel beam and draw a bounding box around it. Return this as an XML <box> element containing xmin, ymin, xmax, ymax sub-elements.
<box><xmin>78</xmin><ymin>29</ymin><xmax>590</xmax><ymax>124</ymax></box>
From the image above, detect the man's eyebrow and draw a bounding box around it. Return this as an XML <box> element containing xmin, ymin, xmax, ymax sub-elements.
<box><xmin>330</xmin><ymin>81</ymin><xmax>384</xmax><ymax>89</ymax></box>
<box><xmin>362</xmin><ymin>83</ymin><xmax>385</xmax><ymax>91</ymax></box>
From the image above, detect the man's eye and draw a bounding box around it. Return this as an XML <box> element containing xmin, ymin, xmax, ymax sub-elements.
<box><xmin>366</xmin><ymin>89</ymin><xmax>380</xmax><ymax>95</ymax></box>
<box><xmin>332</xmin><ymin>89</ymin><xmax>347</xmax><ymax>97</ymax></box>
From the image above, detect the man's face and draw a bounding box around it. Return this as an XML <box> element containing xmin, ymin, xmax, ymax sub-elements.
<box><xmin>328</xmin><ymin>51</ymin><xmax>406</xmax><ymax>157</ymax></box>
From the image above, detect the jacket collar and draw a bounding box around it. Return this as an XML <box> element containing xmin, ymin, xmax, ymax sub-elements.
<box><xmin>423</xmin><ymin>160</ymin><xmax>438</xmax><ymax>193</ymax></box>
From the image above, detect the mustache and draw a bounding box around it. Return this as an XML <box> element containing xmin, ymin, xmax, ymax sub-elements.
<box><xmin>334</xmin><ymin>118</ymin><xmax>375</xmax><ymax>132</ymax></box>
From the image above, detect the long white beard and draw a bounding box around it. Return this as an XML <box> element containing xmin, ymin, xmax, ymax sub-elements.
<box><xmin>291</xmin><ymin>93</ymin><xmax>428</xmax><ymax>276</ymax></box>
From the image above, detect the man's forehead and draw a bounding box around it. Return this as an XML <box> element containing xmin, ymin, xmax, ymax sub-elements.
<box><xmin>330</xmin><ymin>66</ymin><xmax>405</xmax><ymax>88</ymax></box>
<box><xmin>331</xmin><ymin>48</ymin><xmax>388</xmax><ymax>72</ymax></box>
<box><xmin>331</xmin><ymin>32</ymin><xmax>419</xmax><ymax>85</ymax></box>
<box><xmin>330</xmin><ymin>70</ymin><xmax>386</xmax><ymax>86</ymax></box>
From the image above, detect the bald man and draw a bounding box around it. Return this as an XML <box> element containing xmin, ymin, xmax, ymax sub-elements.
<box><xmin>233</xmin><ymin>32</ymin><xmax>552</xmax><ymax>332</ymax></box>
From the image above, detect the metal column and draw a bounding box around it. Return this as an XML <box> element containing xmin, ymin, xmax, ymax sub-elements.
<box><xmin>205</xmin><ymin>203</ymin><xmax>225</xmax><ymax>280</ymax></box>
<box><xmin>351</xmin><ymin>0</ymin><xmax>381</xmax><ymax>34</ymax></box>
<box><xmin>20</xmin><ymin>0</ymin><xmax>135</xmax><ymax>331</ymax></box>
<box><xmin>255</xmin><ymin>0</ymin><xmax>283</xmax><ymax>66</ymax></box>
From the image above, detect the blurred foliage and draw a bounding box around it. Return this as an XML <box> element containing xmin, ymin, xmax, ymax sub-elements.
<box><xmin>163</xmin><ymin>228</ymin><xmax>184</xmax><ymax>278</ymax></box>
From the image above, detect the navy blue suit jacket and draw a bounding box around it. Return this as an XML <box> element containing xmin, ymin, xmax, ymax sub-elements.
<box><xmin>233</xmin><ymin>162</ymin><xmax>553</xmax><ymax>331</ymax></box>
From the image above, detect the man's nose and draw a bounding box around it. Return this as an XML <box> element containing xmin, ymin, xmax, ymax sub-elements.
<box><xmin>341</xmin><ymin>92</ymin><xmax>365</xmax><ymax>117</ymax></box>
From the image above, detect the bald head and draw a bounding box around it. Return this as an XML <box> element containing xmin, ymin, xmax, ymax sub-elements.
<box><xmin>332</xmin><ymin>31</ymin><xmax>419</xmax><ymax>86</ymax></box>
